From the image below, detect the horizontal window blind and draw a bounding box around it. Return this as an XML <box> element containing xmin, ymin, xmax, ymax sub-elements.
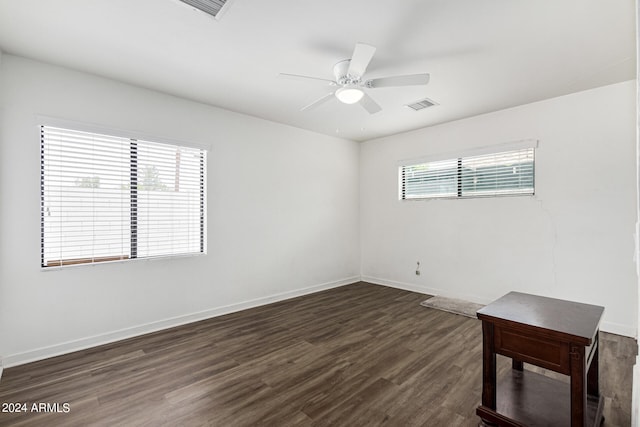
<box><xmin>40</xmin><ymin>125</ymin><xmax>206</xmax><ymax>268</ymax></box>
<box><xmin>402</xmin><ymin>158</ymin><xmax>459</xmax><ymax>199</ymax></box>
<box><xmin>401</xmin><ymin>147</ymin><xmax>534</xmax><ymax>200</ymax></box>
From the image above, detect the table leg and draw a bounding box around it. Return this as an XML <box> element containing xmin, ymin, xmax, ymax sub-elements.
<box><xmin>512</xmin><ymin>359</ymin><xmax>523</xmax><ymax>371</ymax></box>
<box><xmin>481</xmin><ymin>321</ymin><xmax>496</xmax><ymax>410</ymax></box>
<box><xmin>587</xmin><ymin>344</ymin><xmax>599</xmax><ymax>397</ymax></box>
<box><xmin>570</xmin><ymin>344</ymin><xmax>587</xmax><ymax>427</ymax></box>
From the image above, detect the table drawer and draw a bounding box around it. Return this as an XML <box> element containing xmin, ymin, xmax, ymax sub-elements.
<box><xmin>495</xmin><ymin>326</ymin><xmax>571</xmax><ymax>374</ymax></box>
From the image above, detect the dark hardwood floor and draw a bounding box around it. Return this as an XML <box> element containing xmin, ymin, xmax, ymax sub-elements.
<box><xmin>0</xmin><ymin>282</ymin><xmax>635</xmax><ymax>426</ymax></box>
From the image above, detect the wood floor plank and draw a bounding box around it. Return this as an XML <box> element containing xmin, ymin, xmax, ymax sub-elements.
<box><xmin>0</xmin><ymin>282</ymin><xmax>635</xmax><ymax>426</ymax></box>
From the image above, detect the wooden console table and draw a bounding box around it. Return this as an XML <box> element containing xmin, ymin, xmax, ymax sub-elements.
<box><xmin>476</xmin><ymin>292</ymin><xmax>604</xmax><ymax>427</ymax></box>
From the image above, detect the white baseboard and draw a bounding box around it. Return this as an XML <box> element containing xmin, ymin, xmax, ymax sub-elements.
<box><xmin>360</xmin><ymin>275</ymin><xmax>493</xmax><ymax>305</ymax></box>
<box><xmin>361</xmin><ymin>276</ymin><xmax>637</xmax><ymax>338</ymax></box>
<box><xmin>600</xmin><ymin>321</ymin><xmax>637</xmax><ymax>338</ymax></box>
<box><xmin>2</xmin><ymin>276</ymin><xmax>360</xmax><ymax>368</ymax></box>
<box><xmin>4</xmin><ymin>274</ymin><xmax>633</xmax><ymax>369</ymax></box>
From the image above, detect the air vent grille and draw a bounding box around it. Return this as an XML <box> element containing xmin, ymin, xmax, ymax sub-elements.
<box><xmin>406</xmin><ymin>98</ymin><xmax>438</xmax><ymax>111</ymax></box>
<box><xmin>178</xmin><ymin>0</ymin><xmax>228</xmax><ymax>18</ymax></box>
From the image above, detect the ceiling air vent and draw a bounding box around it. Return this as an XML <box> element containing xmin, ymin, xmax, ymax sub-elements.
<box><xmin>177</xmin><ymin>0</ymin><xmax>232</xmax><ymax>19</ymax></box>
<box><xmin>406</xmin><ymin>98</ymin><xmax>438</xmax><ymax>111</ymax></box>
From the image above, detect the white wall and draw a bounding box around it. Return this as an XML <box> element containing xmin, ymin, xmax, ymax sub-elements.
<box><xmin>0</xmin><ymin>53</ymin><xmax>635</xmax><ymax>370</ymax></box>
<box><xmin>0</xmin><ymin>55</ymin><xmax>360</xmax><ymax>366</ymax></box>
<box><xmin>631</xmin><ymin>2</ymin><xmax>640</xmax><ymax>424</ymax></box>
<box><xmin>360</xmin><ymin>80</ymin><xmax>637</xmax><ymax>336</ymax></box>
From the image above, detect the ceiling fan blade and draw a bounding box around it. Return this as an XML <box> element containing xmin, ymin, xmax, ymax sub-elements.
<box><xmin>366</xmin><ymin>73</ymin><xmax>430</xmax><ymax>88</ymax></box>
<box><xmin>347</xmin><ymin>43</ymin><xmax>376</xmax><ymax>78</ymax></box>
<box><xmin>301</xmin><ymin>92</ymin><xmax>335</xmax><ymax>111</ymax></box>
<box><xmin>359</xmin><ymin>93</ymin><xmax>382</xmax><ymax>114</ymax></box>
<box><xmin>279</xmin><ymin>73</ymin><xmax>337</xmax><ymax>86</ymax></box>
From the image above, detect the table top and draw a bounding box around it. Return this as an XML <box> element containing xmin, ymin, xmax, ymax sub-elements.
<box><xmin>477</xmin><ymin>291</ymin><xmax>604</xmax><ymax>345</ymax></box>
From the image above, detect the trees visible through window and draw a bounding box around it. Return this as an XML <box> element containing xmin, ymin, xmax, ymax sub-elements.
<box><xmin>40</xmin><ymin>125</ymin><xmax>206</xmax><ymax>267</ymax></box>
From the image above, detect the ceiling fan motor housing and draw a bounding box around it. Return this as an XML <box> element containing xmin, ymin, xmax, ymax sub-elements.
<box><xmin>333</xmin><ymin>59</ymin><xmax>360</xmax><ymax>85</ymax></box>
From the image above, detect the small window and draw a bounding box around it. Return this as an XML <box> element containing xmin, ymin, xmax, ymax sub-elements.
<box><xmin>400</xmin><ymin>147</ymin><xmax>534</xmax><ymax>200</ymax></box>
<box><xmin>40</xmin><ymin>125</ymin><xmax>206</xmax><ymax>267</ymax></box>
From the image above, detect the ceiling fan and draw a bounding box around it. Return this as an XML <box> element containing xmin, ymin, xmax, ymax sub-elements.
<box><xmin>280</xmin><ymin>43</ymin><xmax>430</xmax><ymax>114</ymax></box>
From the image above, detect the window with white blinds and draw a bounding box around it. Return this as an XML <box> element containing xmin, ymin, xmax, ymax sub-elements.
<box><xmin>400</xmin><ymin>147</ymin><xmax>534</xmax><ymax>200</ymax></box>
<box><xmin>40</xmin><ymin>125</ymin><xmax>206</xmax><ymax>268</ymax></box>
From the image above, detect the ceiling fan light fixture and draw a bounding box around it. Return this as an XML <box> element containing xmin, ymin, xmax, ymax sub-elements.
<box><xmin>335</xmin><ymin>86</ymin><xmax>364</xmax><ymax>104</ymax></box>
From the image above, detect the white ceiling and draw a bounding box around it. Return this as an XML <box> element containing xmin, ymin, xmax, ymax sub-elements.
<box><xmin>0</xmin><ymin>0</ymin><xmax>635</xmax><ymax>142</ymax></box>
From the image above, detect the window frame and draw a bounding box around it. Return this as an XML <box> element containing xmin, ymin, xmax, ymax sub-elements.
<box><xmin>39</xmin><ymin>122</ymin><xmax>208</xmax><ymax>269</ymax></box>
<box><xmin>399</xmin><ymin>143</ymin><xmax>536</xmax><ymax>201</ymax></box>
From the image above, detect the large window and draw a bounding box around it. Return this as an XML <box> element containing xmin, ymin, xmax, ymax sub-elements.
<box><xmin>40</xmin><ymin>125</ymin><xmax>206</xmax><ymax>267</ymax></box>
<box><xmin>400</xmin><ymin>147</ymin><xmax>534</xmax><ymax>200</ymax></box>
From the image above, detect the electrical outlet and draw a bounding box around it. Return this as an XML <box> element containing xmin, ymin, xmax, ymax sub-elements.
<box><xmin>415</xmin><ymin>261</ymin><xmax>421</xmax><ymax>275</ymax></box>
